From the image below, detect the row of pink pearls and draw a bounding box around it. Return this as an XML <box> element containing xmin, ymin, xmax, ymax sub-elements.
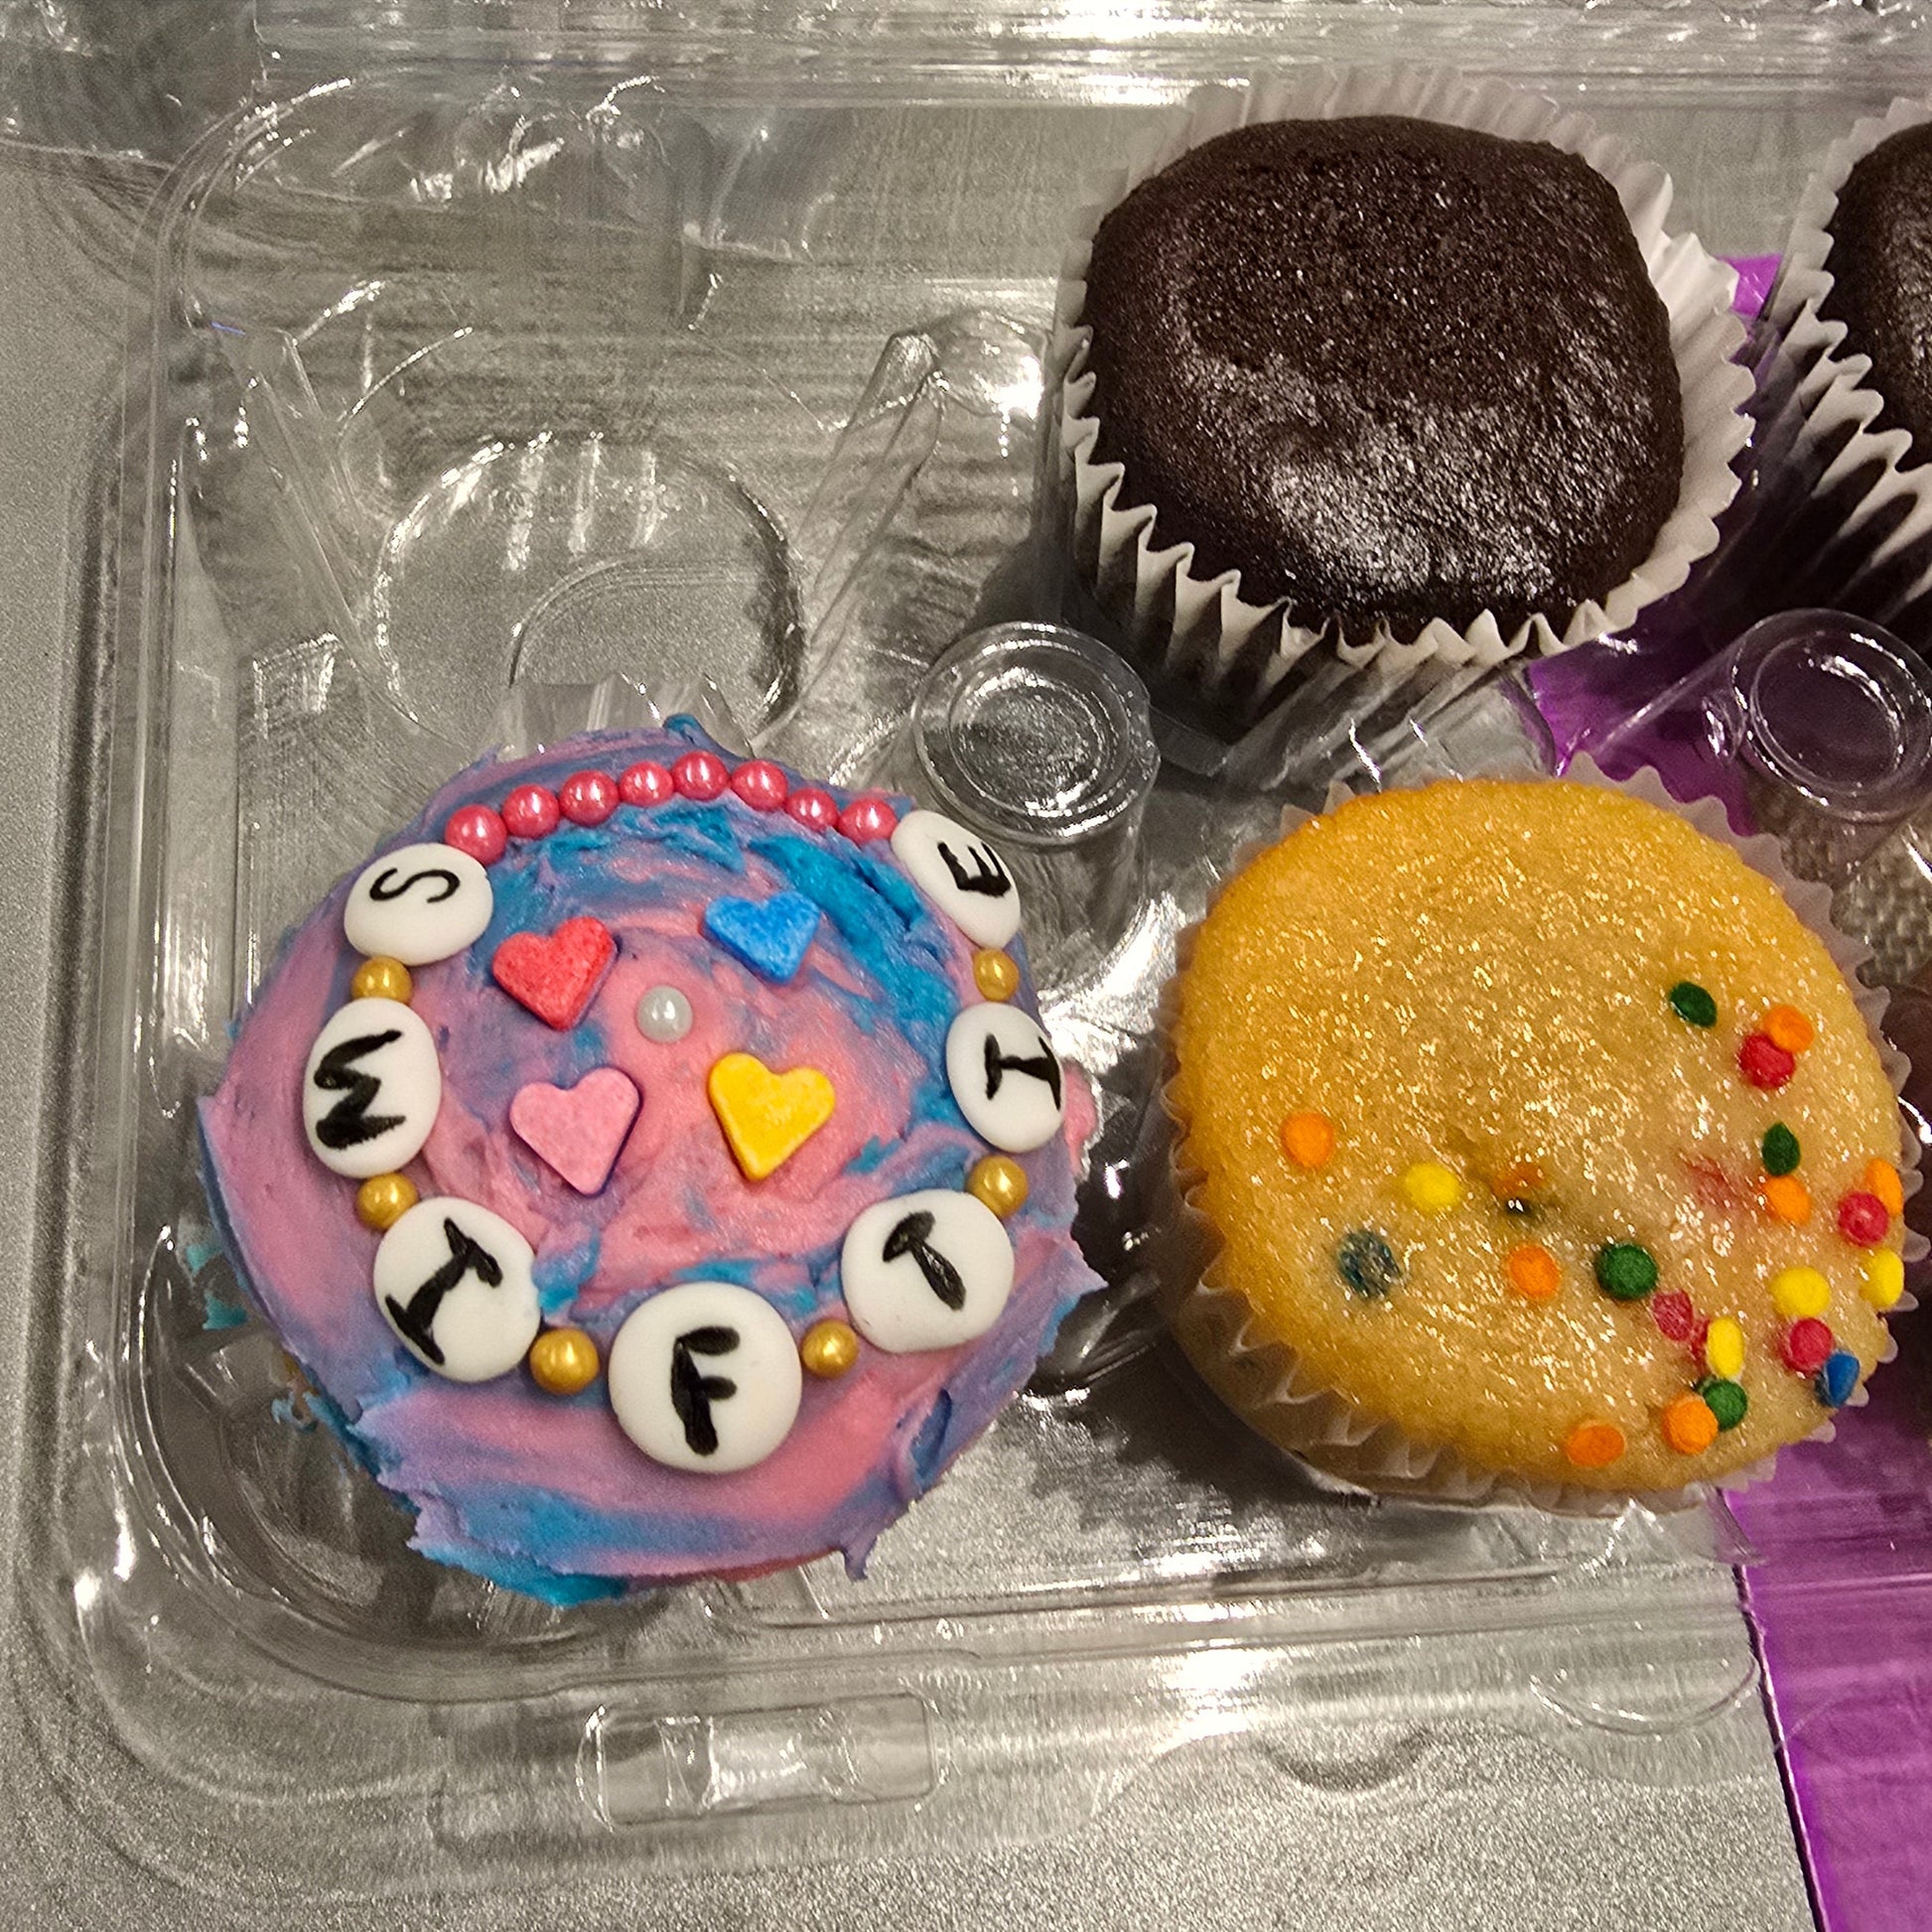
<box><xmin>442</xmin><ymin>752</ymin><xmax>898</xmax><ymax>865</ymax></box>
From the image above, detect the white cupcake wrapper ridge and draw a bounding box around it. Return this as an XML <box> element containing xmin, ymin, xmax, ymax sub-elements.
<box><xmin>1755</xmin><ymin>96</ymin><xmax>1932</xmax><ymax>624</ymax></box>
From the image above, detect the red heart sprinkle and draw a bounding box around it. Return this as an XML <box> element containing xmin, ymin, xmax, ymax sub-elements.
<box><xmin>491</xmin><ymin>916</ymin><xmax>617</xmax><ymax>1030</ymax></box>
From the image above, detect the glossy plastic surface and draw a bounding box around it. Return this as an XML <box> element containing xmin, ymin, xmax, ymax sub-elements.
<box><xmin>16</xmin><ymin>14</ymin><xmax>1932</xmax><ymax>1909</ymax></box>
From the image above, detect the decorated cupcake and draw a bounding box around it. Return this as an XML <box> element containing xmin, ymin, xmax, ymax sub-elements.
<box><xmin>199</xmin><ymin>719</ymin><xmax>1101</xmax><ymax>1599</ymax></box>
<box><xmin>1050</xmin><ymin>68</ymin><xmax>1751</xmax><ymax>738</ymax></box>
<box><xmin>1168</xmin><ymin>774</ymin><xmax>1913</xmax><ymax>1501</ymax></box>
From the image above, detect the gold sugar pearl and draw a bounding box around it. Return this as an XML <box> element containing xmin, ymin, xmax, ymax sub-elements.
<box><xmin>351</xmin><ymin>955</ymin><xmax>414</xmax><ymax>1004</ymax></box>
<box><xmin>972</xmin><ymin>949</ymin><xmax>1020</xmax><ymax>1002</ymax></box>
<box><xmin>355</xmin><ymin>1171</ymin><xmax>419</xmax><ymax>1231</ymax></box>
<box><xmin>967</xmin><ymin>1154</ymin><xmax>1029</xmax><ymax>1219</ymax></box>
<box><xmin>800</xmin><ymin>1318</ymin><xmax>861</xmax><ymax>1379</ymax></box>
<box><xmin>528</xmin><ymin>1327</ymin><xmax>602</xmax><ymax>1396</ymax></box>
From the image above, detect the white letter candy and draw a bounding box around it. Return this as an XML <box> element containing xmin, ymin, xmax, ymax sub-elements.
<box><xmin>945</xmin><ymin>1003</ymin><xmax>1064</xmax><ymax>1153</ymax></box>
<box><xmin>373</xmin><ymin>1196</ymin><xmax>540</xmax><ymax>1382</ymax></box>
<box><xmin>344</xmin><ymin>842</ymin><xmax>493</xmax><ymax>966</ymax></box>
<box><xmin>607</xmin><ymin>1282</ymin><xmax>802</xmax><ymax>1473</ymax></box>
<box><xmin>840</xmin><ymin>1189</ymin><xmax>1015</xmax><ymax>1353</ymax></box>
<box><xmin>890</xmin><ymin>810</ymin><xmax>1022</xmax><ymax>949</ymax></box>
<box><xmin>302</xmin><ymin>997</ymin><xmax>442</xmax><ymax>1178</ymax></box>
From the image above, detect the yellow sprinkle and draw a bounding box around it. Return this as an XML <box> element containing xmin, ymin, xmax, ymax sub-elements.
<box><xmin>1704</xmin><ymin>1316</ymin><xmax>1745</xmax><ymax>1381</ymax></box>
<box><xmin>799</xmin><ymin>1318</ymin><xmax>861</xmax><ymax>1378</ymax></box>
<box><xmin>1769</xmin><ymin>1266</ymin><xmax>1831</xmax><ymax>1320</ymax></box>
<box><xmin>1401</xmin><ymin>1161</ymin><xmax>1462</xmax><ymax>1214</ymax></box>
<box><xmin>966</xmin><ymin>1154</ymin><xmax>1029</xmax><ymax>1219</ymax></box>
<box><xmin>528</xmin><ymin>1327</ymin><xmax>601</xmax><ymax>1396</ymax></box>
<box><xmin>350</xmin><ymin>955</ymin><xmax>413</xmax><ymax>1004</ymax></box>
<box><xmin>1863</xmin><ymin>1248</ymin><xmax>1905</xmax><ymax>1311</ymax></box>
<box><xmin>1864</xmin><ymin>1159</ymin><xmax>1905</xmax><ymax>1218</ymax></box>
<box><xmin>971</xmin><ymin>949</ymin><xmax>1021</xmax><ymax>1002</ymax></box>
<box><xmin>354</xmin><ymin>1172</ymin><xmax>418</xmax><ymax>1231</ymax></box>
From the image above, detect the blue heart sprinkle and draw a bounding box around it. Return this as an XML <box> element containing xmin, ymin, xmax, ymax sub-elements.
<box><xmin>702</xmin><ymin>891</ymin><xmax>821</xmax><ymax>985</ymax></box>
<box><xmin>1814</xmin><ymin>1349</ymin><xmax>1861</xmax><ymax>1411</ymax></box>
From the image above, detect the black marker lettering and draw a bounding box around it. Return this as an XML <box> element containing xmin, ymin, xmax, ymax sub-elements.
<box><xmin>937</xmin><ymin>839</ymin><xmax>1013</xmax><ymax>899</ymax></box>
<box><xmin>312</xmin><ymin>1029</ymin><xmax>406</xmax><ymax>1149</ymax></box>
<box><xmin>670</xmin><ymin>1324</ymin><xmax>740</xmax><ymax>1456</ymax></box>
<box><xmin>385</xmin><ymin>1217</ymin><xmax>503</xmax><ymax>1367</ymax></box>
<box><xmin>983</xmin><ymin>1032</ymin><xmax>1062</xmax><ymax>1109</ymax></box>
<box><xmin>367</xmin><ymin>864</ymin><xmax>461</xmax><ymax>905</ymax></box>
<box><xmin>883</xmin><ymin>1209</ymin><xmax>965</xmax><ymax>1311</ymax></box>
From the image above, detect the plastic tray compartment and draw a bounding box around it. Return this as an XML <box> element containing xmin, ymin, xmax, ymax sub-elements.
<box><xmin>19</xmin><ymin>26</ymin><xmax>1932</xmax><ymax>1898</ymax></box>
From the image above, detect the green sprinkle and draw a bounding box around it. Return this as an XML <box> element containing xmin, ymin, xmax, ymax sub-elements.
<box><xmin>1594</xmin><ymin>1242</ymin><xmax>1659</xmax><ymax>1302</ymax></box>
<box><xmin>1697</xmin><ymin>1377</ymin><xmax>1749</xmax><ymax>1432</ymax></box>
<box><xmin>1669</xmin><ymin>981</ymin><xmax>1719</xmax><ymax>1028</ymax></box>
<box><xmin>1336</xmin><ymin>1229</ymin><xmax>1401</xmax><ymax>1300</ymax></box>
<box><xmin>1762</xmin><ymin>1124</ymin><xmax>1801</xmax><ymax>1176</ymax></box>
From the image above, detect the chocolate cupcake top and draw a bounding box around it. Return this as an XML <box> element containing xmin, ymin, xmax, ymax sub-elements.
<box><xmin>1821</xmin><ymin>121</ymin><xmax>1932</xmax><ymax>452</ymax></box>
<box><xmin>1080</xmin><ymin>115</ymin><xmax>1686</xmax><ymax>645</ymax></box>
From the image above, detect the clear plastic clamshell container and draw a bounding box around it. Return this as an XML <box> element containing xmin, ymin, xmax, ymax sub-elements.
<box><xmin>18</xmin><ymin>2</ymin><xmax>1932</xmax><ymax>1910</ymax></box>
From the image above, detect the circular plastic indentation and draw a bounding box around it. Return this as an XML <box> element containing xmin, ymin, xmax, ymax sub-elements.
<box><xmin>1735</xmin><ymin>610</ymin><xmax>1932</xmax><ymax>823</ymax></box>
<box><xmin>912</xmin><ymin>623</ymin><xmax>1159</xmax><ymax>850</ymax></box>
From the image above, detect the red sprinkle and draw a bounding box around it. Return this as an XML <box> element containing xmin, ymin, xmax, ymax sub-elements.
<box><xmin>1781</xmin><ymin>1317</ymin><xmax>1835</xmax><ymax>1374</ymax></box>
<box><xmin>1651</xmin><ymin>1290</ymin><xmax>1699</xmax><ymax>1342</ymax></box>
<box><xmin>672</xmin><ymin>751</ymin><xmax>730</xmax><ymax>801</ymax></box>
<box><xmin>501</xmin><ymin>783</ymin><xmax>561</xmax><ymax>840</ymax></box>
<box><xmin>618</xmin><ymin>760</ymin><xmax>674</xmax><ymax>806</ymax></box>
<box><xmin>839</xmin><ymin>795</ymin><xmax>897</xmax><ymax>844</ymax></box>
<box><xmin>731</xmin><ymin>759</ymin><xmax>789</xmax><ymax>811</ymax></box>
<box><xmin>443</xmin><ymin>804</ymin><xmax>507</xmax><ymax>865</ymax></box>
<box><xmin>1738</xmin><ymin>1033</ymin><xmax>1797</xmax><ymax>1091</ymax></box>
<box><xmin>558</xmin><ymin>769</ymin><xmax>619</xmax><ymax>827</ymax></box>
<box><xmin>786</xmin><ymin>787</ymin><xmax>839</xmax><ymax>832</ymax></box>
<box><xmin>1837</xmin><ymin>1190</ymin><xmax>1891</xmax><ymax>1247</ymax></box>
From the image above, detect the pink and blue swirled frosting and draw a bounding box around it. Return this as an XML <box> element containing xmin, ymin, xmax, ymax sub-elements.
<box><xmin>199</xmin><ymin>722</ymin><xmax>1100</xmax><ymax>1602</ymax></box>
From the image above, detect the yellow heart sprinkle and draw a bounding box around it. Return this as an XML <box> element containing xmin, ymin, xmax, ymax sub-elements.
<box><xmin>707</xmin><ymin>1051</ymin><xmax>836</xmax><ymax>1180</ymax></box>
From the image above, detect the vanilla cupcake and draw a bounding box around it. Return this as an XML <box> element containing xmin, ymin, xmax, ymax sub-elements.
<box><xmin>1168</xmin><ymin>775</ymin><xmax>1913</xmax><ymax>1501</ymax></box>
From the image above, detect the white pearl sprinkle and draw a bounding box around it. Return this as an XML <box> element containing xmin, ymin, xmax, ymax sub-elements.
<box><xmin>636</xmin><ymin>985</ymin><xmax>693</xmax><ymax>1042</ymax></box>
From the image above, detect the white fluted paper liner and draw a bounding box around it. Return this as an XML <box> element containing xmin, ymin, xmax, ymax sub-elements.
<box><xmin>1162</xmin><ymin>760</ymin><xmax>1922</xmax><ymax>1513</ymax></box>
<box><xmin>1756</xmin><ymin>97</ymin><xmax>1932</xmax><ymax>621</ymax></box>
<box><xmin>1050</xmin><ymin>68</ymin><xmax>1753</xmax><ymax>729</ymax></box>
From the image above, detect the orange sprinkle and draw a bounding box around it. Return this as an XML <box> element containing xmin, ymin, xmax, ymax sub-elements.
<box><xmin>1491</xmin><ymin>1158</ymin><xmax>1547</xmax><ymax>1202</ymax></box>
<box><xmin>1281</xmin><ymin>1111</ymin><xmax>1335</xmax><ymax>1172</ymax></box>
<box><xmin>1506</xmin><ymin>1243</ymin><xmax>1562</xmax><ymax>1302</ymax></box>
<box><xmin>1662</xmin><ymin>1393</ymin><xmax>1721</xmax><ymax>1455</ymax></box>
<box><xmin>1864</xmin><ymin>1158</ymin><xmax>1905</xmax><ymax>1217</ymax></box>
<box><xmin>1563</xmin><ymin>1420</ymin><xmax>1626</xmax><ymax>1468</ymax></box>
<box><xmin>1760</xmin><ymin>1173</ymin><xmax>1813</xmax><ymax>1226</ymax></box>
<box><xmin>1763</xmin><ymin>1005</ymin><xmax>1816</xmax><ymax>1054</ymax></box>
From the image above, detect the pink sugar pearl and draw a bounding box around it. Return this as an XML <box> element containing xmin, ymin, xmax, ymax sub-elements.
<box><xmin>443</xmin><ymin>804</ymin><xmax>507</xmax><ymax>865</ymax></box>
<box><xmin>502</xmin><ymin>784</ymin><xmax>561</xmax><ymax>839</ymax></box>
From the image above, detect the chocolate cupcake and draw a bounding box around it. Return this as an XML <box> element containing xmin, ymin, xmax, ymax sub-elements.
<box><xmin>1757</xmin><ymin>103</ymin><xmax>1932</xmax><ymax>634</ymax></box>
<box><xmin>1050</xmin><ymin>69</ymin><xmax>1752</xmax><ymax>739</ymax></box>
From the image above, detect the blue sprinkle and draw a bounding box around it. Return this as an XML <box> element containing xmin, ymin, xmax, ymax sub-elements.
<box><xmin>1336</xmin><ymin>1229</ymin><xmax>1402</xmax><ymax>1299</ymax></box>
<box><xmin>201</xmin><ymin>1287</ymin><xmax>248</xmax><ymax>1331</ymax></box>
<box><xmin>702</xmin><ymin>890</ymin><xmax>821</xmax><ymax>984</ymax></box>
<box><xmin>1815</xmin><ymin>1349</ymin><xmax>1861</xmax><ymax>1410</ymax></box>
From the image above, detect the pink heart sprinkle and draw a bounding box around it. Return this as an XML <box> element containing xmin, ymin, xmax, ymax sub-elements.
<box><xmin>509</xmin><ymin>1066</ymin><xmax>641</xmax><ymax>1195</ymax></box>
